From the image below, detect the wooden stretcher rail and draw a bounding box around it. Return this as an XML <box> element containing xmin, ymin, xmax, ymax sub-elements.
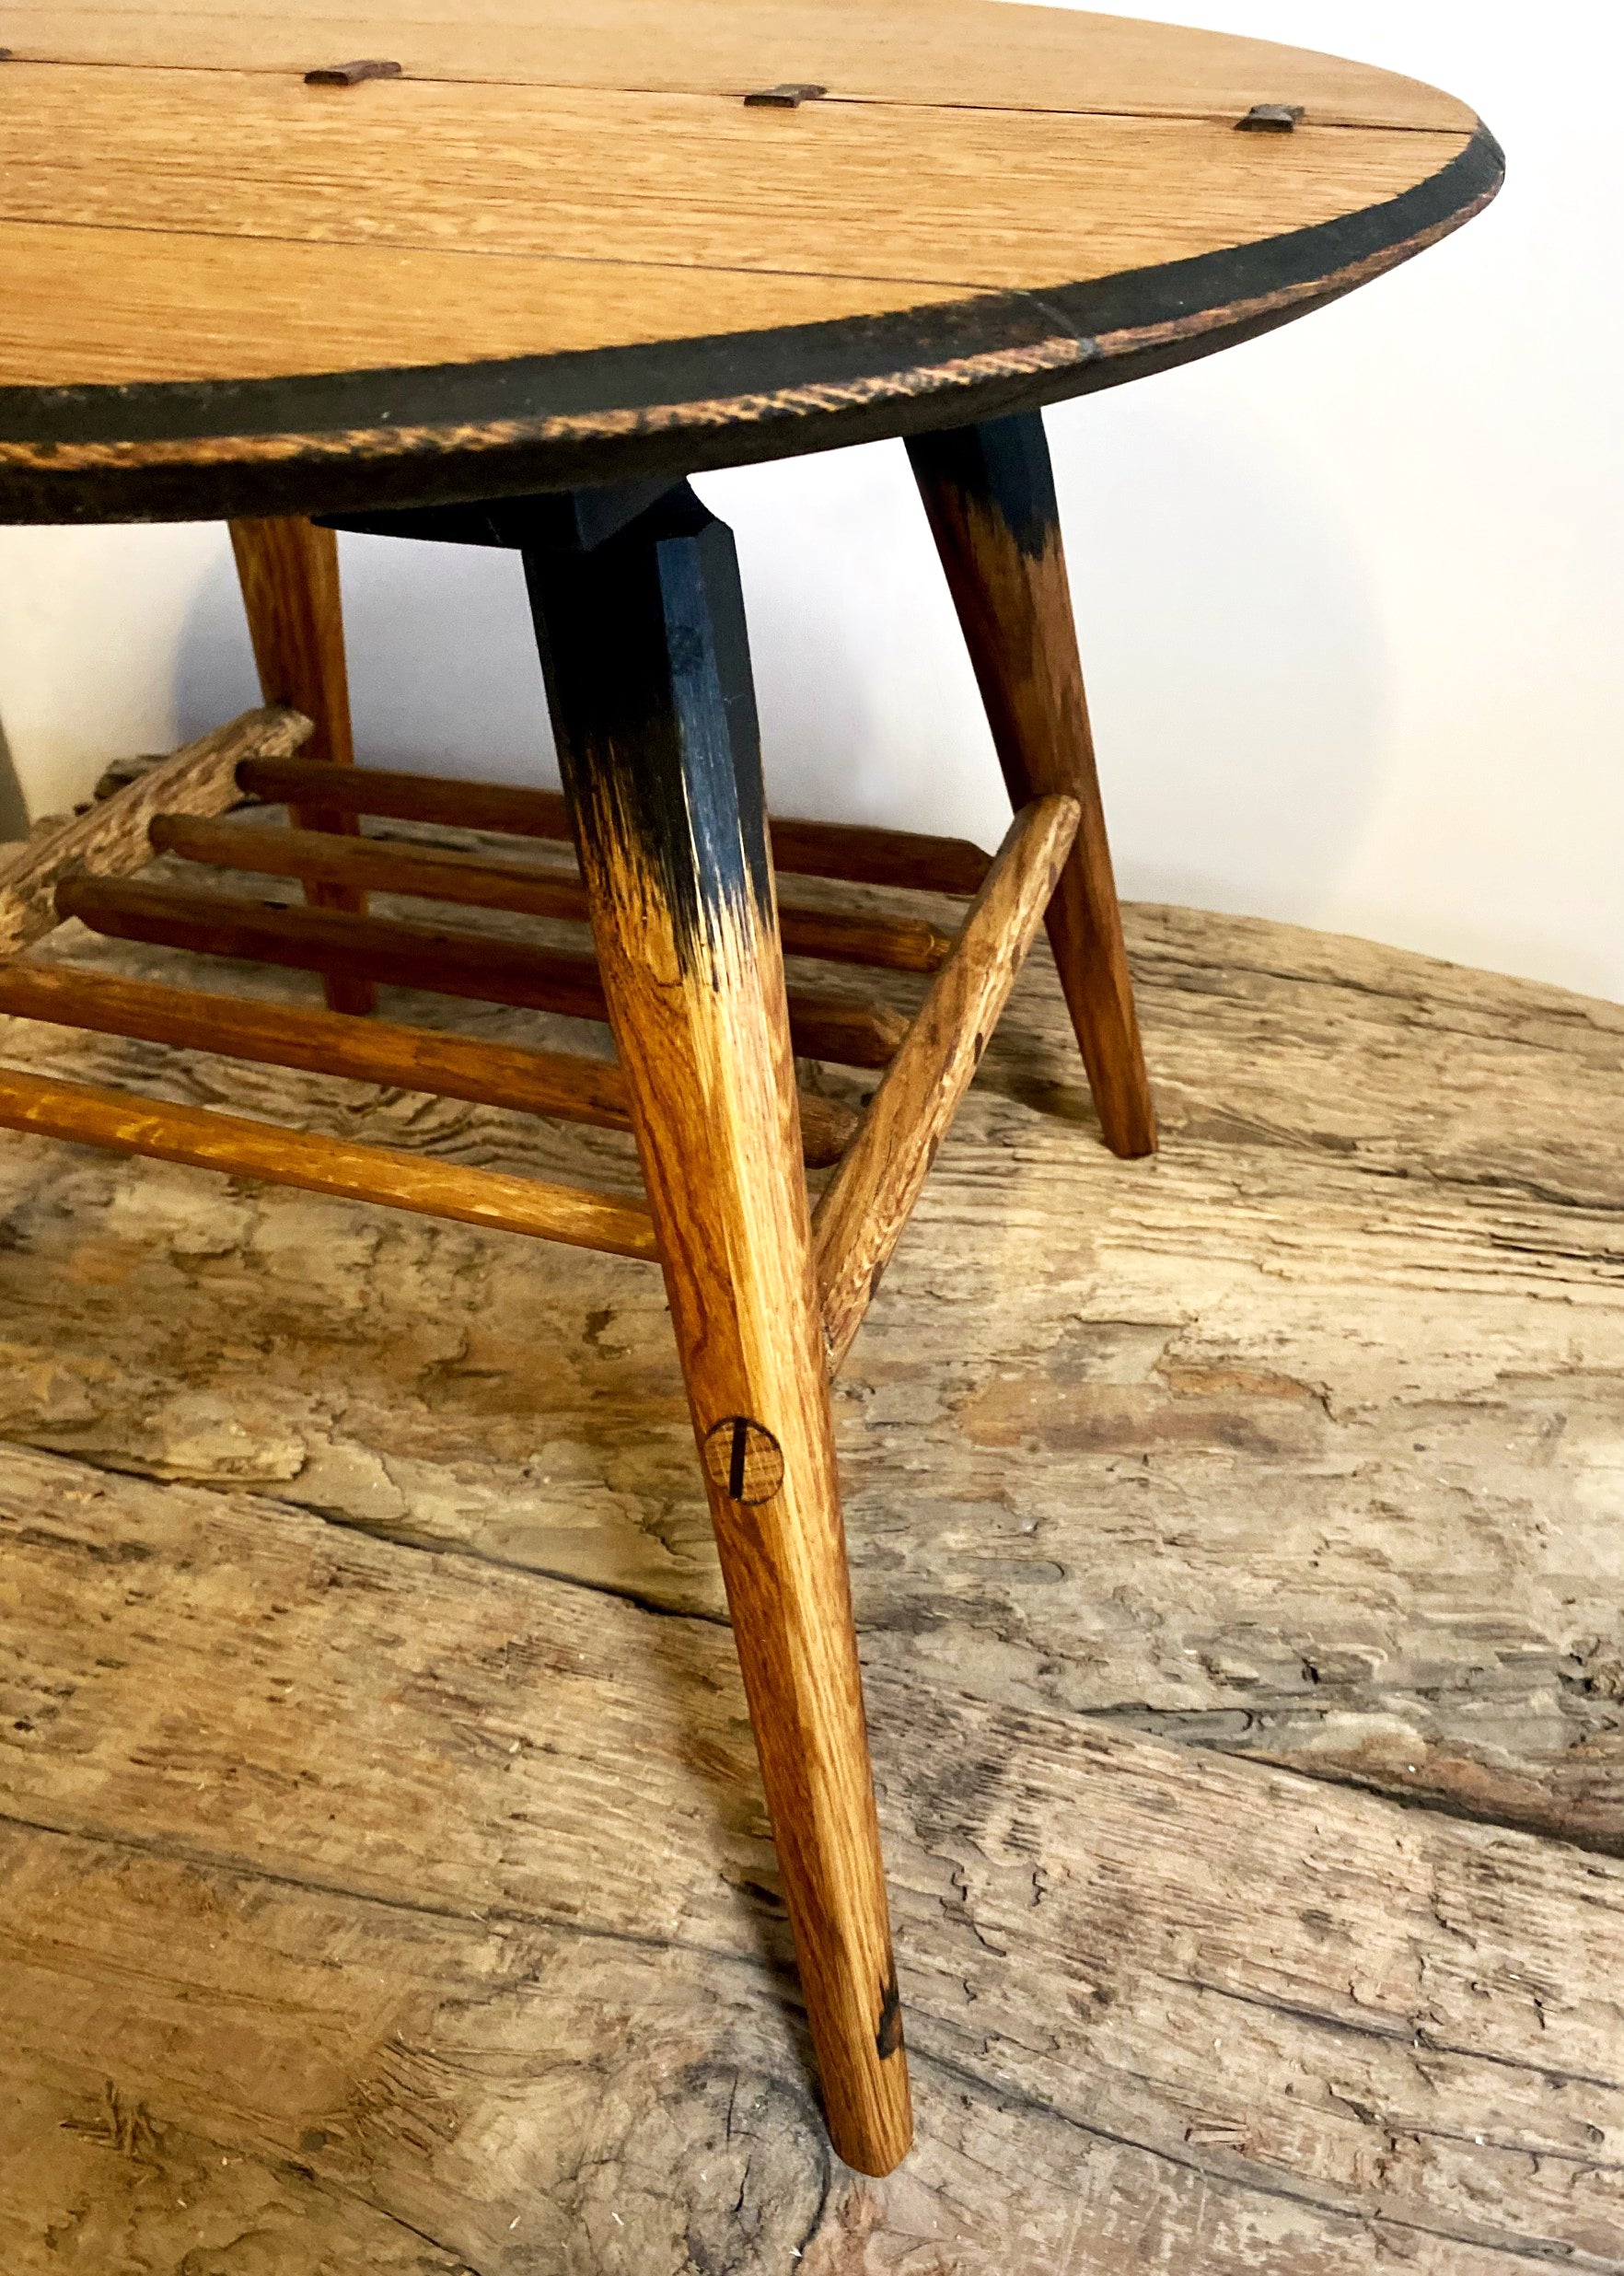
<box><xmin>814</xmin><ymin>795</ymin><xmax>1082</xmax><ymax>1373</ymax></box>
<box><xmin>0</xmin><ymin>705</ymin><xmax>311</xmax><ymax>956</ymax></box>
<box><xmin>237</xmin><ymin>754</ymin><xmax>994</xmax><ymax>898</ymax></box>
<box><xmin>0</xmin><ymin>962</ymin><xmax>856</xmax><ymax>1167</ymax></box>
<box><xmin>150</xmin><ymin>812</ymin><xmax>957</xmax><ymax>975</ymax></box>
<box><xmin>53</xmin><ymin>875</ymin><xmax>911</xmax><ymax>1071</ymax></box>
<box><xmin>0</xmin><ymin>1063</ymin><xmax>659</xmax><ymax>1260</ymax></box>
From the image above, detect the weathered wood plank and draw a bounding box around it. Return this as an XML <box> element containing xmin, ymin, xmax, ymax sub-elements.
<box><xmin>1</xmin><ymin>894</ymin><xmax>1619</xmax><ymax>1851</ymax></box>
<box><xmin>0</xmin><ymin>2</ymin><xmax>1480</xmax><ymax>134</ymax></box>
<box><xmin>2</xmin><ymin>1443</ymin><xmax>1622</xmax><ymax>2267</ymax></box>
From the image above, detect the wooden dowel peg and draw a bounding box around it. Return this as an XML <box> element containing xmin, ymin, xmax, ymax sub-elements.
<box><xmin>0</xmin><ymin>962</ymin><xmax>857</xmax><ymax>1167</ymax></box>
<box><xmin>54</xmin><ymin>876</ymin><xmax>909</xmax><ymax>1071</ymax></box>
<box><xmin>0</xmin><ymin>1063</ymin><xmax>657</xmax><ymax>1259</ymax></box>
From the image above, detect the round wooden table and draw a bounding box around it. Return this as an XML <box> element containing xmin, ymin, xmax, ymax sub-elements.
<box><xmin>0</xmin><ymin>0</ymin><xmax>1499</xmax><ymax>2179</ymax></box>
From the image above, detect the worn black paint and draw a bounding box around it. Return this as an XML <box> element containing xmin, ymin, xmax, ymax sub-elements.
<box><xmin>875</xmin><ymin>1965</ymin><xmax>904</xmax><ymax>2061</ymax></box>
<box><xmin>317</xmin><ymin>474</ymin><xmax>681</xmax><ymax>552</ymax></box>
<box><xmin>525</xmin><ymin>484</ymin><xmax>774</xmax><ymax>979</ymax></box>
<box><xmin>905</xmin><ymin>412</ymin><xmax>1058</xmax><ymax>562</ymax></box>
<box><xmin>0</xmin><ymin>129</ymin><xmax>1502</xmax><ymax>525</ymax></box>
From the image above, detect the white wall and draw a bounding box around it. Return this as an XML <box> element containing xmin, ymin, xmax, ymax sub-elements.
<box><xmin>1</xmin><ymin>1</ymin><xmax>1618</xmax><ymax>999</ymax></box>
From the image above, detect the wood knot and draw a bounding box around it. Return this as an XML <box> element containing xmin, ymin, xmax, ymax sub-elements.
<box><xmin>702</xmin><ymin>1416</ymin><xmax>785</xmax><ymax>1505</ymax></box>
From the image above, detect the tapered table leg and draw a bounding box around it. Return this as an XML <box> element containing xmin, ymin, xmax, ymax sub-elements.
<box><xmin>228</xmin><ymin>516</ymin><xmax>375</xmax><ymax>1016</ymax></box>
<box><xmin>907</xmin><ymin>413</ymin><xmax>1156</xmax><ymax>1158</ymax></box>
<box><xmin>523</xmin><ymin>487</ymin><xmax>913</xmax><ymax>2178</ymax></box>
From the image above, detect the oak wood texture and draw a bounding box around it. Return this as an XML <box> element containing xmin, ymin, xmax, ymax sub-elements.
<box><xmin>910</xmin><ymin>410</ymin><xmax>1156</xmax><ymax>1157</ymax></box>
<box><xmin>815</xmin><ymin>795</ymin><xmax>1079</xmax><ymax>1373</ymax></box>
<box><xmin>0</xmin><ymin>703</ymin><xmax>309</xmax><ymax>953</ymax></box>
<box><xmin>526</xmin><ymin>486</ymin><xmax>911</xmax><ymax>2175</ymax></box>
<box><xmin>6</xmin><ymin>1457</ymin><xmax>1623</xmax><ymax>2276</ymax></box>
<box><xmin>53</xmin><ymin>871</ymin><xmax>912</xmax><ymax>1071</ymax></box>
<box><xmin>0</xmin><ymin>6</ymin><xmax>1498</xmax><ymax>519</ymax></box>
<box><xmin>228</xmin><ymin>515</ymin><xmax>374</xmax><ymax>1013</ymax></box>
<box><xmin>0</xmin><ymin>959</ymin><xmax>859</xmax><ymax>1167</ymax></box>
<box><xmin>0</xmin><ymin>873</ymin><xmax>1620</xmax><ymax>2272</ymax></box>
<box><xmin>9</xmin><ymin>900</ymin><xmax>1618</xmax><ymax>1854</ymax></box>
<box><xmin>152</xmin><ymin>810</ymin><xmax>957</xmax><ymax>973</ymax></box>
<box><xmin>238</xmin><ymin>750</ymin><xmax>995</xmax><ymax>897</ymax></box>
<box><xmin>0</xmin><ymin>1</ymin><xmax>1482</xmax><ymax>130</ymax></box>
<box><xmin>0</xmin><ymin>1062</ymin><xmax>657</xmax><ymax>1256</ymax></box>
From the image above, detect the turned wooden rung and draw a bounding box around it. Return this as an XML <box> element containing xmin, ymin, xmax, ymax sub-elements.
<box><xmin>237</xmin><ymin>753</ymin><xmax>993</xmax><ymax>899</ymax></box>
<box><xmin>150</xmin><ymin>811</ymin><xmax>957</xmax><ymax>975</ymax></box>
<box><xmin>0</xmin><ymin>706</ymin><xmax>311</xmax><ymax>956</ymax></box>
<box><xmin>0</xmin><ymin>963</ymin><xmax>856</xmax><ymax>1167</ymax></box>
<box><xmin>53</xmin><ymin>874</ymin><xmax>910</xmax><ymax>1072</ymax></box>
<box><xmin>0</xmin><ymin>1063</ymin><xmax>658</xmax><ymax>1260</ymax></box>
<box><xmin>814</xmin><ymin>795</ymin><xmax>1083</xmax><ymax>1372</ymax></box>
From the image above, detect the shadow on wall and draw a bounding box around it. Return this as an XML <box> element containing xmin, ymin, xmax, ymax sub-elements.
<box><xmin>1045</xmin><ymin>383</ymin><xmax>1391</xmax><ymax>922</ymax></box>
<box><xmin>172</xmin><ymin>391</ymin><xmax>1389</xmax><ymax>923</ymax></box>
<box><xmin>176</xmin><ymin>526</ymin><xmax>557</xmax><ymax>784</ymax></box>
<box><xmin>0</xmin><ymin>709</ymin><xmax>31</xmax><ymax>842</ymax></box>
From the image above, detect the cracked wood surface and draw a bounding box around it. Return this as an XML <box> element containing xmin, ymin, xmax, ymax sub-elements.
<box><xmin>0</xmin><ymin>888</ymin><xmax>1621</xmax><ymax>2265</ymax></box>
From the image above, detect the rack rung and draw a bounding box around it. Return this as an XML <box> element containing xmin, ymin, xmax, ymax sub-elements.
<box><xmin>237</xmin><ymin>754</ymin><xmax>993</xmax><ymax>898</ymax></box>
<box><xmin>0</xmin><ymin>705</ymin><xmax>309</xmax><ymax>957</ymax></box>
<box><xmin>0</xmin><ymin>1062</ymin><xmax>659</xmax><ymax>1260</ymax></box>
<box><xmin>814</xmin><ymin>795</ymin><xmax>1082</xmax><ymax>1372</ymax></box>
<box><xmin>54</xmin><ymin>875</ymin><xmax>909</xmax><ymax>1072</ymax></box>
<box><xmin>150</xmin><ymin>813</ymin><xmax>956</xmax><ymax>975</ymax></box>
<box><xmin>0</xmin><ymin>962</ymin><xmax>856</xmax><ymax>1167</ymax></box>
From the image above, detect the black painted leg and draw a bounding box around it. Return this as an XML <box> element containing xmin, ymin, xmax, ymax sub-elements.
<box><xmin>907</xmin><ymin>412</ymin><xmax>1156</xmax><ymax>1158</ymax></box>
<box><xmin>523</xmin><ymin>488</ymin><xmax>913</xmax><ymax>2177</ymax></box>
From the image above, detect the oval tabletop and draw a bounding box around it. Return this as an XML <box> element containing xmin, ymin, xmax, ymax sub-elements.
<box><xmin>0</xmin><ymin>0</ymin><xmax>1500</xmax><ymax>522</ymax></box>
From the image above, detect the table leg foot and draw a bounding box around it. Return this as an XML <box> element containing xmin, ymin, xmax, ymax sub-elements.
<box><xmin>907</xmin><ymin>412</ymin><xmax>1156</xmax><ymax>1158</ymax></box>
<box><xmin>524</xmin><ymin>486</ymin><xmax>913</xmax><ymax>2178</ymax></box>
<box><xmin>228</xmin><ymin>515</ymin><xmax>375</xmax><ymax>1016</ymax></box>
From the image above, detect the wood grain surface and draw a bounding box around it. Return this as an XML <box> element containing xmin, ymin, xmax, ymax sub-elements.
<box><xmin>0</xmin><ymin>4</ymin><xmax>1498</xmax><ymax>518</ymax></box>
<box><xmin>0</xmin><ymin>1061</ymin><xmax>659</xmax><ymax>1256</ymax></box>
<box><xmin>229</xmin><ymin>515</ymin><xmax>376</xmax><ymax>1014</ymax></box>
<box><xmin>0</xmin><ymin>895</ymin><xmax>1619</xmax><ymax>2266</ymax></box>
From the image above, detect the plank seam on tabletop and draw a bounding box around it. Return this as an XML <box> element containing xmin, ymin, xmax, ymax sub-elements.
<box><xmin>0</xmin><ymin>206</ymin><xmax>986</xmax><ymax>296</ymax></box>
<box><xmin>0</xmin><ymin>50</ymin><xmax>1471</xmax><ymax>133</ymax></box>
<box><xmin>0</xmin><ymin>128</ymin><xmax>1500</xmax><ymax>511</ymax></box>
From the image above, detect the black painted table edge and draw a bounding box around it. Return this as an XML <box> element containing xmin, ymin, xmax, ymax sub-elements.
<box><xmin>0</xmin><ymin>127</ymin><xmax>1500</xmax><ymax>524</ymax></box>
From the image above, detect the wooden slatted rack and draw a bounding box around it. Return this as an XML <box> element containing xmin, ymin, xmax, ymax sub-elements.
<box><xmin>0</xmin><ymin>702</ymin><xmax>1077</xmax><ymax>1369</ymax></box>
